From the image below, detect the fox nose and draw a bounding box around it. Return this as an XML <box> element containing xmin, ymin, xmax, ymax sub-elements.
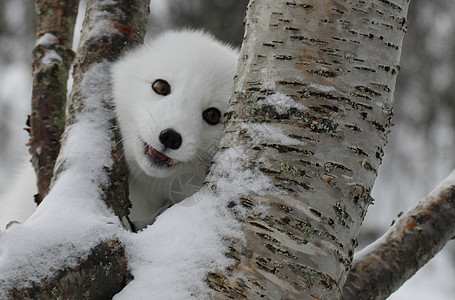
<box><xmin>159</xmin><ymin>128</ymin><xmax>182</xmax><ymax>150</ymax></box>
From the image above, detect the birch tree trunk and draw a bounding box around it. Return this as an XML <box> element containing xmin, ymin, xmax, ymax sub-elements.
<box><xmin>206</xmin><ymin>0</ymin><xmax>409</xmax><ymax>298</ymax></box>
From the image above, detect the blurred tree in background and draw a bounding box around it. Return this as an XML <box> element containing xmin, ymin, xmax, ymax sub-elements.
<box><xmin>0</xmin><ymin>0</ymin><xmax>34</xmax><ymax>63</ymax></box>
<box><xmin>0</xmin><ymin>0</ymin><xmax>34</xmax><ymax>190</ymax></box>
<box><xmin>397</xmin><ymin>0</ymin><xmax>455</xmax><ymax>128</ymax></box>
<box><xmin>148</xmin><ymin>0</ymin><xmax>248</xmax><ymax>46</ymax></box>
<box><xmin>366</xmin><ymin>0</ymin><xmax>455</xmax><ymax>240</ymax></box>
<box><xmin>167</xmin><ymin>0</ymin><xmax>248</xmax><ymax>46</ymax></box>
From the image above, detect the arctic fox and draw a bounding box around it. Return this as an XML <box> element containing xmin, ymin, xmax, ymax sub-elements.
<box><xmin>0</xmin><ymin>31</ymin><xmax>238</xmax><ymax>231</ymax></box>
<box><xmin>0</xmin><ymin>31</ymin><xmax>238</xmax><ymax>230</ymax></box>
<box><xmin>112</xmin><ymin>31</ymin><xmax>238</xmax><ymax>229</ymax></box>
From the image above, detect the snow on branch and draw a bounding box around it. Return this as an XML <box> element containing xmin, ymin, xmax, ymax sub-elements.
<box><xmin>0</xmin><ymin>0</ymin><xmax>149</xmax><ymax>298</ymax></box>
<box><xmin>341</xmin><ymin>170</ymin><xmax>455</xmax><ymax>299</ymax></box>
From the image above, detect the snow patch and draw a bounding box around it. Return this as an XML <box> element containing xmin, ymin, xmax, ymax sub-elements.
<box><xmin>261</xmin><ymin>92</ymin><xmax>307</xmax><ymax>114</ymax></box>
<box><xmin>115</xmin><ymin>145</ymin><xmax>280</xmax><ymax>299</ymax></box>
<box><xmin>308</xmin><ymin>83</ymin><xmax>336</xmax><ymax>93</ymax></box>
<box><xmin>41</xmin><ymin>49</ymin><xmax>63</xmax><ymax>64</ymax></box>
<box><xmin>36</xmin><ymin>33</ymin><xmax>59</xmax><ymax>46</ymax></box>
<box><xmin>240</xmin><ymin>123</ymin><xmax>307</xmax><ymax>147</ymax></box>
<box><xmin>213</xmin><ymin>146</ymin><xmax>280</xmax><ymax>200</ymax></box>
<box><xmin>115</xmin><ymin>193</ymin><xmax>238</xmax><ymax>300</ymax></box>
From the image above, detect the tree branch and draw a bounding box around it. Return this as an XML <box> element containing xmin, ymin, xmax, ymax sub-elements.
<box><xmin>30</xmin><ymin>0</ymin><xmax>79</xmax><ymax>204</ymax></box>
<box><xmin>64</xmin><ymin>0</ymin><xmax>150</xmax><ymax>219</ymax></box>
<box><xmin>0</xmin><ymin>0</ymin><xmax>149</xmax><ymax>298</ymax></box>
<box><xmin>5</xmin><ymin>240</ymin><xmax>131</xmax><ymax>300</ymax></box>
<box><xmin>341</xmin><ymin>170</ymin><xmax>455</xmax><ymax>300</ymax></box>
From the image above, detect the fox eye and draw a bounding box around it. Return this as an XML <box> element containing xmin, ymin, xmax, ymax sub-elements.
<box><xmin>203</xmin><ymin>107</ymin><xmax>221</xmax><ymax>125</ymax></box>
<box><xmin>152</xmin><ymin>79</ymin><xmax>171</xmax><ymax>96</ymax></box>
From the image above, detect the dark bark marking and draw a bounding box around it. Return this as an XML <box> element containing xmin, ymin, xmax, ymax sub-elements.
<box><xmin>379</xmin><ymin>0</ymin><xmax>403</xmax><ymax>12</ymax></box>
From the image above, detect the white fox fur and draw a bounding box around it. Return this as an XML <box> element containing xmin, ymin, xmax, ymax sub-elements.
<box><xmin>112</xmin><ymin>31</ymin><xmax>238</xmax><ymax>229</ymax></box>
<box><xmin>0</xmin><ymin>31</ymin><xmax>238</xmax><ymax>231</ymax></box>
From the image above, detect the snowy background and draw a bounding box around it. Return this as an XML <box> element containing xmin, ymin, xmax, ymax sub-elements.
<box><xmin>0</xmin><ymin>0</ymin><xmax>453</xmax><ymax>298</ymax></box>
